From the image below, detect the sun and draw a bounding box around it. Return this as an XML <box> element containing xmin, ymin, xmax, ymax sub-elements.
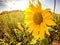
<box><xmin>24</xmin><ymin>0</ymin><xmax>56</xmax><ymax>40</ymax></box>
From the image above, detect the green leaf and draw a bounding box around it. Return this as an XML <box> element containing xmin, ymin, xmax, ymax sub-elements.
<box><xmin>16</xmin><ymin>42</ymin><xmax>22</xmax><ymax>45</ymax></box>
<box><xmin>3</xmin><ymin>43</ymin><xmax>8</xmax><ymax>45</ymax></box>
<box><xmin>30</xmin><ymin>37</ymin><xmax>38</xmax><ymax>44</ymax></box>
<box><xmin>41</xmin><ymin>38</ymin><xmax>49</xmax><ymax>45</ymax></box>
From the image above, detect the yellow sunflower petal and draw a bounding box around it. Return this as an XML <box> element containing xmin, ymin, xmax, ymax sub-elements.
<box><xmin>42</xmin><ymin>8</ymin><xmax>50</xmax><ymax>15</ymax></box>
<box><xmin>39</xmin><ymin>23</ymin><xmax>45</xmax><ymax>40</ymax></box>
<box><xmin>45</xmin><ymin>25</ymin><xmax>50</xmax><ymax>36</ymax></box>
<box><xmin>42</xmin><ymin>8</ymin><xmax>51</xmax><ymax>19</ymax></box>
<box><xmin>24</xmin><ymin>8</ymin><xmax>34</xmax><ymax>15</ymax></box>
<box><xmin>37</xmin><ymin>0</ymin><xmax>41</xmax><ymax>8</ymax></box>
<box><xmin>25</xmin><ymin>17</ymin><xmax>33</xmax><ymax>21</ymax></box>
<box><xmin>24</xmin><ymin>12</ymin><xmax>33</xmax><ymax>16</ymax></box>
<box><xmin>25</xmin><ymin>14</ymin><xmax>33</xmax><ymax>20</ymax></box>
<box><xmin>39</xmin><ymin>30</ymin><xmax>45</xmax><ymax>40</ymax></box>
<box><xmin>28</xmin><ymin>23</ymin><xmax>36</xmax><ymax>32</ymax></box>
<box><xmin>25</xmin><ymin>21</ymin><xmax>33</xmax><ymax>27</ymax></box>
<box><xmin>46</xmin><ymin>19</ymin><xmax>56</xmax><ymax>26</ymax></box>
<box><xmin>32</xmin><ymin>25</ymin><xmax>39</xmax><ymax>38</ymax></box>
<box><xmin>29</xmin><ymin>0</ymin><xmax>37</xmax><ymax>13</ymax></box>
<box><xmin>37</xmin><ymin>0</ymin><xmax>42</xmax><ymax>12</ymax></box>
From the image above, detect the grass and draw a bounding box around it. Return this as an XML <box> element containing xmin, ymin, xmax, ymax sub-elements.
<box><xmin>0</xmin><ymin>10</ymin><xmax>25</xmax><ymax>45</ymax></box>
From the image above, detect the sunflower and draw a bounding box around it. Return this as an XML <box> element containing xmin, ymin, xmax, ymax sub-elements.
<box><xmin>24</xmin><ymin>0</ymin><xmax>56</xmax><ymax>40</ymax></box>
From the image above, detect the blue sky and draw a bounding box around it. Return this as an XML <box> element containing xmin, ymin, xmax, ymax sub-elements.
<box><xmin>41</xmin><ymin>0</ymin><xmax>60</xmax><ymax>13</ymax></box>
<box><xmin>0</xmin><ymin>0</ymin><xmax>60</xmax><ymax>13</ymax></box>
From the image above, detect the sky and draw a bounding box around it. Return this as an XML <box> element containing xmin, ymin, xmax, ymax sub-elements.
<box><xmin>0</xmin><ymin>0</ymin><xmax>60</xmax><ymax>13</ymax></box>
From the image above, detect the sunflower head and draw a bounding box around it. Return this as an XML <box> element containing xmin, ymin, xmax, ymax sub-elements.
<box><xmin>24</xmin><ymin>0</ymin><xmax>56</xmax><ymax>40</ymax></box>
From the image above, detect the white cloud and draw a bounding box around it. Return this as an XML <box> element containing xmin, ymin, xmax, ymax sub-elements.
<box><xmin>3</xmin><ymin>0</ymin><xmax>28</xmax><ymax>11</ymax></box>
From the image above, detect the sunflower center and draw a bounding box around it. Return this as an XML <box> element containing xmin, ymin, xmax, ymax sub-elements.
<box><xmin>33</xmin><ymin>13</ymin><xmax>43</xmax><ymax>25</ymax></box>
